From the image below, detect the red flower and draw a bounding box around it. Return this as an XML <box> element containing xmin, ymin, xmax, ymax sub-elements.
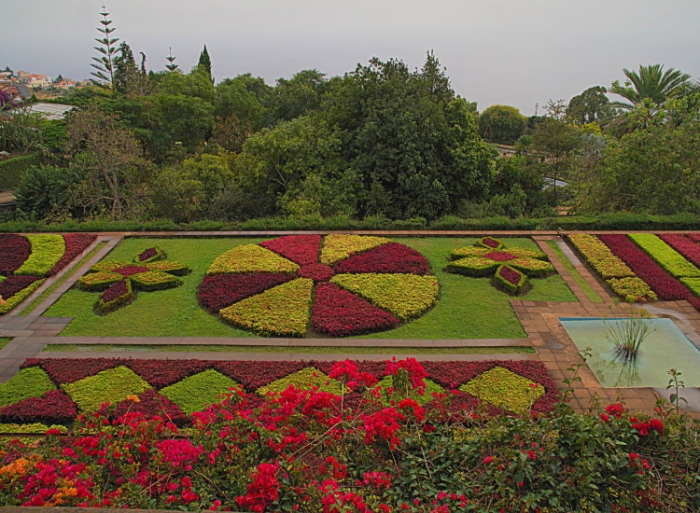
<box><xmin>483</xmin><ymin>456</ymin><xmax>494</xmax><ymax>464</ymax></box>
<box><xmin>600</xmin><ymin>413</ymin><xmax>611</xmax><ymax>422</ymax></box>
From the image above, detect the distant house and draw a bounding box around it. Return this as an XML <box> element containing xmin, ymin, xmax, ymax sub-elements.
<box><xmin>56</xmin><ymin>80</ymin><xmax>77</xmax><ymax>90</ymax></box>
<box><xmin>25</xmin><ymin>74</ymin><xmax>51</xmax><ymax>88</ymax></box>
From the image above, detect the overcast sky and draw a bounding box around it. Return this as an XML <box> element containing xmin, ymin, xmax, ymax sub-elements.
<box><xmin>2</xmin><ymin>0</ymin><xmax>699</xmax><ymax>115</ymax></box>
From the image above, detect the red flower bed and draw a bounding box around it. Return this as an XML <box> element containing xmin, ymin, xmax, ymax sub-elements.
<box><xmin>688</xmin><ymin>233</ymin><xmax>700</xmax><ymax>244</ymax></box>
<box><xmin>198</xmin><ymin>273</ymin><xmax>294</xmax><ymax>312</ymax></box>
<box><xmin>599</xmin><ymin>234</ymin><xmax>689</xmax><ymax>300</ymax></box>
<box><xmin>99</xmin><ymin>280</ymin><xmax>130</xmax><ymax>304</ymax></box>
<box><xmin>47</xmin><ymin>234</ymin><xmax>97</xmax><ymax>276</ymax></box>
<box><xmin>658</xmin><ymin>234</ymin><xmax>700</xmax><ymax>268</ymax></box>
<box><xmin>22</xmin><ymin>358</ymin><xmax>123</xmax><ymax>384</ymax></box>
<box><xmin>136</xmin><ymin>247</ymin><xmax>158</xmax><ymax>263</ymax></box>
<box><xmin>126</xmin><ymin>359</ymin><xmax>211</xmax><ymax>388</ymax></box>
<box><xmin>333</xmin><ymin>242</ymin><xmax>431</xmax><ymax>275</ymax></box>
<box><xmin>112</xmin><ymin>265</ymin><xmax>150</xmax><ymax>277</ymax></box>
<box><xmin>0</xmin><ymin>390</ymin><xmax>77</xmax><ymax>424</ymax></box>
<box><xmin>498</xmin><ymin>265</ymin><xmax>522</xmax><ymax>286</ymax></box>
<box><xmin>0</xmin><ymin>275</ymin><xmax>42</xmax><ymax>299</ymax></box>
<box><xmin>110</xmin><ymin>390</ymin><xmax>190</xmax><ymax>426</ymax></box>
<box><xmin>312</xmin><ymin>283</ymin><xmax>400</xmax><ymax>336</ymax></box>
<box><xmin>260</xmin><ymin>234</ymin><xmax>322</xmax><ymax>265</ymax></box>
<box><xmin>0</xmin><ymin>234</ymin><xmax>31</xmax><ymax>275</ymax></box>
<box><xmin>298</xmin><ymin>263</ymin><xmax>334</xmax><ymax>281</ymax></box>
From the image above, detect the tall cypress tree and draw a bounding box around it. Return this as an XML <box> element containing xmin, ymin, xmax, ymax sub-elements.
<box><xmin>198</xmin><ymin>44</ymin><xmax>213</xmax><ymax>84</ymax></box>
<box><xmin>90</xmin><ymin>7</ymin><xmax>119</xmax><ymax>88</ymax></box>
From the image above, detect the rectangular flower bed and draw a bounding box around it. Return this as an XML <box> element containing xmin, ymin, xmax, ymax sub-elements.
<box><xmin>629</xmin><ymin>234</ymin><xmax>700</xmax><ymax>278</ymax></box>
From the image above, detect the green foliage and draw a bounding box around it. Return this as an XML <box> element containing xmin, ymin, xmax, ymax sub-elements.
<box><xmin>78</xmin><ymin>271</ymin><xmax>123</xmax><ymax>291</ymax></box>
<box><xmin>494</xmin><ymin>264</ymin><xmax>528</xmax><ymax>294</ymax></box>
<box><xmin>61</xmin><ymin>366</ymin><xmax>151</xmax><ymax>412</ymax></box>
<box><xmin>90</xmin><ymin>8</ymin><xmax>119</xmax><ymax>88</ymax></box>
<box><xmin>256</xmin><ymin>367</ymin><xmax>347</xmax><ymax>397</ymax></box>
<box><xmin>14</xmin><ymin>234</ymin><xmax>65</xmax><ymax>276</ymax></box>
<box><xmin>130</xmin><ymin>270</ymin><xmax>181</xmax><ymax>291</ymax></box>
<box><xmin>630</xmin><ymin>233</ymin><xmax>700</xmax><ymax>277</ymax></box>
<box><xmin>478</xmin><ymin>104</ymin><xmax>526</xmax><ymax>144</ymax></box>
<box><xmin>460</xmin><ymin>366</ymin><xmax>544</xmax><ymax>414</ymax></box>
<box><xmin>160</xmin><ymin>369</ymin><xmax>239</xmax><ymax>414</ymax></box>
<box><xmin>0</xmin><ymin>367</ymin><xmax>56</xmax><ymax>408</ymax></box>
<box><xmin>567</xmin><ymin>86</ymin><xmax>614</xmax><ymax>125</ymax></box>
<box><xmin>0</xmin><ymin>278</ymin><xmax>46</xmax><ymax>315</ymax></box>
<box><xmin>605</xmin><ymin>316</ymin><xmax>654</xmax><ymax>361</ymax></box>
<box><xmin>0</xmin><ymin>152</ymin><xmax>43</xmax><ymax>189</ymax></box>
<box><xmin>607</xmin><ymin>277</ymin><xmax>657</xmax><ymax>303</ymax></box>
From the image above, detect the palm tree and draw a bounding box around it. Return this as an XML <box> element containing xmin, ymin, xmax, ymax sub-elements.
<box><xmin>610</xmin><ymin>64</ymin><xmax>691</xmax><ymax>111</ymax></box>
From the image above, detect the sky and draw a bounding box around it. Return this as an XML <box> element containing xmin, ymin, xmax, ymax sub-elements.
<box><xmin>2</xmin><ymin>0</ymin><xmax>699</xmax><ymax>115</ymax></box>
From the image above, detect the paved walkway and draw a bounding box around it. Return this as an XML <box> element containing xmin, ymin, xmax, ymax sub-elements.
<box><xmin>1</xmin><ymin>231</ymin><xmax>699</xmax><ymax>417</ymax></box>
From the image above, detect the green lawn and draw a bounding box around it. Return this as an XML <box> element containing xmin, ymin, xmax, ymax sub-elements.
<box><xmin>546</xmin><ymin>240</ymin><xmax>603</xmax><ymax>303</ymax></box>
<box><xmin>44</xmin><ymin>236</ymin><xmax>576</xmax><ymax>339</ymax></box>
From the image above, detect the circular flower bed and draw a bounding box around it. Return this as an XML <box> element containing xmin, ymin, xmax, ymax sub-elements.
<box><xmin>199</xmin><ymin>235</ymin><xmax>439</xmax><ymax>337</ymax></box>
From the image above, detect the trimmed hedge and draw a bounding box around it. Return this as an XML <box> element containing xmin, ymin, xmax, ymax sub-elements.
<box><xmin>0</xmin><ymin>152</ymin><xmax>42</xmax><ymax>189</ymax></box>
<box><xmin>3</xmin><ymin>212</ymin><xmax>700</xmax><ymax>233</ymax></box>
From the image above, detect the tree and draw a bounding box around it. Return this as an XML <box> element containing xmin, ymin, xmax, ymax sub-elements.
<box><xmin>567</xmin><ymin>86</ymin><xmax>613</xmax><ymax>125</ymax></box>
<box><xmin>165</xmin><ymin>47</ymin><xmax>179</xmax><ymax>72</ymax></box>
<box><xmin>478</xmin><ymin>105</ymin><xmax>526</xmax><ymax>144</ymax></box>
<box><xmin>268</xmin><ymin>69</ymin><xmax>327</xmax><ymax>123</ymax></box>
<box><xmin>610</xmin><ymin>64</ymin><xmax>691</xmax><ymax>110</ymax></box>
<box><xmin>14</xmin><ymin>165</ymin><xmax>78</xmax><ymax>221</ymax></box>
<box><xmin>90</xmin><ymin>8</ymin><xmax>119</xmax><ymax>88</ymax></box>
<box><xmin>113</xmin><ymin>42</ymin><xmax>151</xmax><ymax>97</ymax></box>
<box><xmin>198</xmin><ymin>45</ymin><xmax>213</xmax><ymax>84</ymax></box>
<box><xmin>65</xmin><ymin>105</ymin><xmax>153</xmax><ymax>220</ymax></box>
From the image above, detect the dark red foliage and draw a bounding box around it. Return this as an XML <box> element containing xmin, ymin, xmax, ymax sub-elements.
<box><xmin>497</xmin><ymin>265</ymin><xmax>523</xmax><ymax>286</ymax></box>
<box><xmin>109</xmin><ymin>390</ymin><xmax>190</xmax><ymax>426</ymax></box>
<box><xmin>22</xmin><ymin>358</ymin><xmax>124</xmax><ymax>384</ymax></box>
<box><xmin>333</xmin><ymin>242</ymin><xmax>431</xmax><ymax>275</ymax></box>
<box><xmin>47</xmin><ymin>233</ymin><xmax>97</xmax><ymax>276</ymax></box>
<box><xmin>658</xmin><ymin>234</ymin><xmax>700</xmax><ymax>268</ymax></box>
<box><xmin>259</xmin><ymin>235</ymin><xmax>322</xmax><ymax>266</ymax></box>
<box><xmin>213</xmin><ymin>361</ymin><xmax>310</xmax><ymax>392</ymax></box>
<box><xmin>687</xmin><ymin>233</ymin><xmax>700</xmax><ymax>244</ymax></box>
<box><xmin>312</xmin><ymin>283</ymin><xmax>400</xmax><ymax>336</ymax></box>
<box><xmin>484</xmin><ymin>251</ymin><xmax>516</xmax><ymax>262</ymax></box>
<box><xmin>113</xmin><ymin>265</ymin><xmax>150</xmax><ymax>277</ymax></box>
<box><xmin>198</xmin><ymin>273</ymin><xmax>294</xmax><ymax>312</ymax></box>
<box><xmin>126</xmin><ymin>359</ymin><xmax>210</xmax><ymax>388</ymax></box>
<box><xmin>482</xmin><ymin>237</ymin><xmax>500</xmax><ymax>249</ymax></box>
<box><xmin>298</xmin><ymin>263</ymin><xmax>334</xmax><ymax>282</ymax></box>
<box><xmin>136</xmin><ymin>247</ymin><xmax>158</xmax><ymax>263</ymax></box>
<box><xmin>0</xmin><ymin>275</ymin><xmax>41</xmax><ymax>299</ymax></box>
<box><xmin>0</xmin><ymin>233</ymin><xmax>30</xmax><ymax>275</ymax></box>
<box><xmin>0</xmin><ymin>390</ymin><xmax>77</xmax><ymax>424</ymax></box>
<box><xmin>100</xmin><ymin>280</ymin><xmax>130</xmax><ymax>303</ymax></box>
<box><xmin>599</xmin><ymin>234</ymin><xmax>690</xmax><ymax>300</ymax></box>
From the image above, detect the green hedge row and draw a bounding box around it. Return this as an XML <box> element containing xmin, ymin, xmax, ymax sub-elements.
<box><xmin>0</xmin><ymin>212</ymin><xmax>699</xmax><ymax>233</ymax></box>
<box><xmin>0</xmin><ymin>152</ymin><xmax>43</xmax><ymax>190</ymax></box>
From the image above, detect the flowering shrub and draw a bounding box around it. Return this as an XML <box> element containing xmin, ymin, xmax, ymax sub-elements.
<box><xmin>0</xmin><ymin>390</ymin><xmax>77</xmax><ymax>425</ymax></box>
<box><xmin>447</xmin><ymin>238</ymin><xmax>552</xmax><ymax>295</ymax></box>
<box><xmin>1</xmin><ymin>358</ymin><xmax>696</xmax><ymax>511</ymax></box>
<box><xmin>608</xmin><ymin>277</ymin><xmax>658</xmax><ymax>303</ymax></box>
<box><xmin>201</xmin><ymin>235</ymin><xmax>438</xmax><ymax>337</ymax></box>
<box><xmin>13</xmin><ymin>234</ymin><xmax>65</xmax><ymax>277</ymax></box>
<box><xmin>630</xmin><ymin>233</ymin><xmax>700</xmax><ymax>278</ymax></box>
<box><xmin>78</xmin><ymin>250</ymin><xmax>189</xmax><ymax>314</ymax></box>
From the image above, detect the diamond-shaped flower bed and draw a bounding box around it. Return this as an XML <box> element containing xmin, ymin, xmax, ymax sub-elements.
<box><xmin>256</xmin><ymin>367</ymin><xmax>348</xmax><ymax>397</ymax></box>
<box><xmin>61</xmin><ymin>366</ymin><xmax>151</xmax><ymax>413</ymax></box>
<box><xmin>200</xmin><ymin>235</ymin><xmax>439</xmax><ymax>337</ymax></box>
<box><xmin>160</xmin><ymin>369</ymin><xmax>240</xmax><ymax>414</ymax></box>
<box><xmin>0</xmin><ymin>367</ymin><xmax>56</xmax><ymax>409</ymax></box>
<box><xmin>78</xmin><ymin>248</ymin><xmax>190</xmax><ymax>314</ymax></box>
<box><xmin>446</xmin><ymin>237</ymin><xmax>553</xmax><ymax>295</ymax></box>
<box><xmin>460</xmin><ymin>366</ymin><xmax>545</xmax><ymax>415</ymax></box>
<box><xmin>372</xmin><ymin>376</ymin><xmax>446</xmax><ymax>406</ymax></box>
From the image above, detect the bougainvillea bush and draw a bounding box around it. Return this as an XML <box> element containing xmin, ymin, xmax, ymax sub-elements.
<box><xmin>1</xmin><ymin>358</ymin><xmax>699</xmax><ymax>512</ymax></box>
<box><xmin>199</xmin><ymin>235</ymin><xmax>439</xmax><ymax>337</ymax></box>
<box><xmin>0</xmin><ymin>233</ymin><xmax>96</xmax><ymax>314</ymax></box>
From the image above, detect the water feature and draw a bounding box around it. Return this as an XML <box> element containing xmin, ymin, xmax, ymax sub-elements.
<box><xmin>560</xmin><ymin>317</ymin><xmax>700</xmax><ymax>388</ymax></box>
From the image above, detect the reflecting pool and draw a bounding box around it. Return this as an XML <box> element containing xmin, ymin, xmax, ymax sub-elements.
<box><xmin>560</xmin><ymin>317</ymin><xmax>700</xmax><ymax>388</ymax></box>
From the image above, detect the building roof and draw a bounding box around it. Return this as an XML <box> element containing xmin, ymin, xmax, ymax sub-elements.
<box><xmin>26</xmin><ymin>102</ymin><xmax>74</xmax><ymax>120</ymax></box>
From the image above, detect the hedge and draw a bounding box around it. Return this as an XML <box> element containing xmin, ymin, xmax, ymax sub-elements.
<box><xmin>0</xmin><ymin>152</ymin><xmax>42</xmax><ymax>190</ymax></box>
<box><xmin>1</xmin><ymin>212</ymin><xmax>700</xmax><ymax>233</ymax></box>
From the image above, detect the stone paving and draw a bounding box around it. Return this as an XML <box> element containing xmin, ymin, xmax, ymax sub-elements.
<box><xmin>1</xmin><ymin>231</ymin><xmax>699</xmax><ymax>417</ymax></box>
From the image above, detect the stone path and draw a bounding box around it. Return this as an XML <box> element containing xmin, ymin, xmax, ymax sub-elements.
<box><xmin>1</xmin><ymin>231</ymin><xmax>699</xmax><ymax>417</ymax></box>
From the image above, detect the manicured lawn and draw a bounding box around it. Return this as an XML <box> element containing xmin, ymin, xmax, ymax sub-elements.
<box><xmin>546</xmin><ymin>240</ymin><xmax>604</xmax><ymax>302</ymax></box>
<box><xmin>44</xmin><ymin>236</ymin><xmax>576</xmax><ymax>339</ymax></box>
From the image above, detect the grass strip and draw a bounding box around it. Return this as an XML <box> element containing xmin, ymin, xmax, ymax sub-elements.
<box><xmin>0</xmin><ymin>338</ymin><xmax>11</xmax><ymax>350</ymax></box>
<box><xmin>42</xmin><ymin>344</ymin><xmax>536</xmax><ymax>354</ymax></box>
<box><xmin>547</xmin><ymin>240</ymin><xmax>603</xmax><ymax>303</ymax></box>
<box><xmin>20</xmin><ymin>241</ymin><xmax>108</xmax><ymax>316</ymax></box>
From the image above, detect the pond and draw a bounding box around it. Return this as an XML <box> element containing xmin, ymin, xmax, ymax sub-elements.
<box><xmin>560</xmin><ymin>317</ymin><xmax>700</xmax><ymax>388</ymax></box>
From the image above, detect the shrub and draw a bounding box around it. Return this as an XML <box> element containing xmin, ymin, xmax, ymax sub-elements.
<box><xmin>60</xmin><ymin>366</ymin><xmax>151</xmax><ymax>413</ymax></box>
<box><xmin>607</xmin><ymin>277</ymin><xmax>658</xmax><ymax>303</ymax></box>
<box><xmin>0</xmin><ymin>152</ymin><xmax>43</xmax><ymax>189</ymax></box>
<box><xmin>494</xmin><ymin>264</ymin><xmax>528</xmax><ymax>294</ymax></box>
<box><xmin>320</xmin><ymin>234</ymin><xmax>390</xmax><ymax>265</ymax></box>
<box><xmin>97</xmin><ymin>280</ymin><xmax>133</xmax><ymax>313</ymax></box>
<box><xmin>630</xmin><ymin>233</ymin><xmax>700</xmax><ymax>278</ymax></box>
<box><xmin>207</xmin><ymin>244</ymin><xmax>300</xmax><ymax>274</ymax></box>
<box><xmin>0</xmin><ymin>367</ymin><xmax>56</xmax><ymax>408</ymax></box>
<box><xmin>567</xmin><ymin>233</ymin><xmax>635</xmax><ymax>279</ymax></box>
<box><xmin>134</xmin><ymin>246</ymin><xmax>166</xmax><ymax>264</ymax></box>
<box><xmin>0</xmin><ymin>233</ymin><xmax>31</xmax><ymax>275</ymax></box>
<box><xmin>160</xmin><ymin>369</ymin><xmax>240</xmax><ymax>414</ymax></box>
<box><xmin>13</xmin><ymin>234</ymin><xmax>65</xmax><ymax>276</ymax></box>
<box><xmin>130</xmin><ymin>271</ymin><xmax>182</xmax><ymax>291</ymax></box>
<box><xmin>0</xmin><ymin>276</ymin><xmax>45</xmax><ymax>314</ymax></box>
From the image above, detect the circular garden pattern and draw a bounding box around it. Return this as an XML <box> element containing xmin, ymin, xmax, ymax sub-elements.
<box><xmin>198</xmin><ymin>234</ymin><xmax>439</xmax><ymax>337</ymax></box>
